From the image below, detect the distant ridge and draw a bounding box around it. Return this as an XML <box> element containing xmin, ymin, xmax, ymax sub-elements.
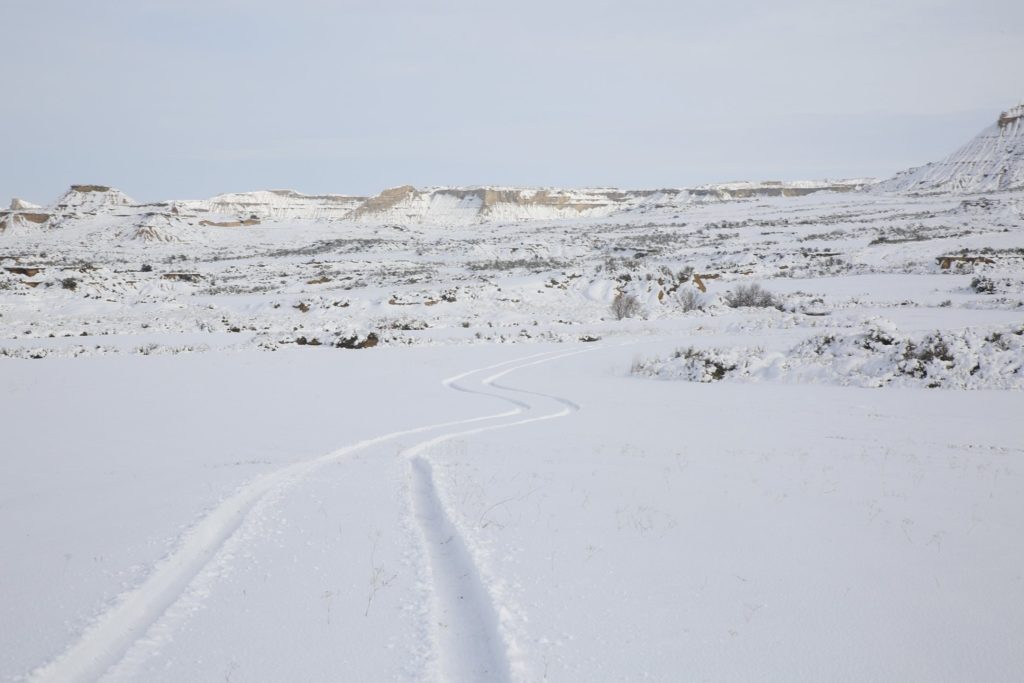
<box><xmin>0</xmin><ymin>179</ymin><xmax>869</xmax><ymax>237</ymax></box>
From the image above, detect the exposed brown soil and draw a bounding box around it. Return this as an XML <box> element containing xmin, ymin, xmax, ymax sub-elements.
<box><xmin>350</xmin><ymin>186</ymin><xmax>417</xmax><ymax>218</ymax></box>
<box><xmin>198</xmin><ymin>218</ymin><xmax>261</xmax><ymax>227</ymax></box>
<box><xmin>937</xmin><ymin>255</ymin><xmax>995</xmax><ymax>269</ymax></box>
<box><xmin>691</xmin><ymin>273</ymin><xmax>719</xmax><ymax>293</ymax></box>
<box><xmin>4</xmin><ymin>266</ymin><xmax>43</xmax><ymax>277</ymax></box>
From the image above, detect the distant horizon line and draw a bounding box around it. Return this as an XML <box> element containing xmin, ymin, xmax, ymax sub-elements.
<box><xmin>10</xmin><ymin>177</ymin><xmax>882</xmax><ymax>206</ymax></box>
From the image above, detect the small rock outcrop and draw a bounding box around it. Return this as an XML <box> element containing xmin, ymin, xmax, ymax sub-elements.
<box><xmin>10</xmin><ymin>198</ymin><xmax>41</xmax><ymax>210</ymax></box>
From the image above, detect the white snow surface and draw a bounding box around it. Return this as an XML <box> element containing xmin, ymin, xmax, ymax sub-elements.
<box><xmin>2</xmin><ymin>346</ymin><xmax>1022</xmax><ymax>682</ymax></box>
<box><xmin>2</xmin><ymin>148</ymin><xmax>1024</xmax><ymax>681</ymax></box>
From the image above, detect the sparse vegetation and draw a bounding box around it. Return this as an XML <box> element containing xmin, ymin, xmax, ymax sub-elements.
<box><xmin>334</xmin><ymin>332</ymin><xmax>380</xmax><ymax>349</ymax></box>
<box><xmin>676</xmin><ymin>288</ymin><xmax>704</xmax><ymax>312</ymax></box>
<box><xmin>610</xmin><ymin>292</ymin><xmax>642</xmax><ymax>320</ymax></box>
<box><xmin>799</xmin><ymin>229</ymin><xmax>848</xmax><ymax>242</ymax></box>
<box><xmin>635</xmin><ymin>324</ymin><xmax>1024</xmax><ymax>389</ymax></box>
<box><xmin>632</xmin><ymin>346</ymin><xmax>738</xmax><ymax>382</ymax></box>
<box><xmin>724</xmin><ymin>283</ymin><xmax>777</xmax><ymax>308</ymax></box>
<box><xmin>971</xmin><ymin>276</ymin><xmax>996</xmax><ymax>294</ymax></box>
<box><xmin>466</xmin><ymin>257</ymin><xmax>568</xmax><ymax>273</ymax></box>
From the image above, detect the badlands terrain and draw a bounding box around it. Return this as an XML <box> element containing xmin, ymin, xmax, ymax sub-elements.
<box><xmin>2</xmin><ymin>105</ymin><xmax>1023</xmax><ymax>682</ymax></box>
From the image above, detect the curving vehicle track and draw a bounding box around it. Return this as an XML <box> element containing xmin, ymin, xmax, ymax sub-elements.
<box><xmin>29</xmin><ymin>348</ymin><xmax>591</xmax><ymax>683</ymax></box>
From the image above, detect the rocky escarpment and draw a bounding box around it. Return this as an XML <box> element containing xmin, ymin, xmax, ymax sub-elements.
<box><xmin>878</xmin><ymin>102</ymin><xmax>1024</xmax><ymax>194</ymax></box>
<box><xmin>344</xmin><ymin>181</ymin><xmax>867</xmax><ymax>224</ymax></box>
<box><xmin>688</xmin><ymin>179</ymin><xmax>869</xmax><ymax>200</ymax></box>
<box><xmin>348</xmin><ymin>186</ymin><xmax>670</xmax><ymax>223</ymax></box>
<box><xmin>0</xmin><ymin>210</ymin><xmax>50</xmax><ymax>234</ymax></box>
<box><xmin>179</xmin><ymin>189</ymin><xmax>366</xmax><ymax>221</ymax></box>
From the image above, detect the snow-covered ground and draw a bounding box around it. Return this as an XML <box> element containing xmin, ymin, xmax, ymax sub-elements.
<box><xmin>3</xmin><ymin>345</ymin><xmax>1022</xmax><ymax>682</ymax></box>
<box><xmin>2</xmin><ymin>176</ymin><xmax>1023</xmax><ymax>681</ymax></box>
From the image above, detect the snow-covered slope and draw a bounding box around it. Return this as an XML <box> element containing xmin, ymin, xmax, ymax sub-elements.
<box><xmin>879</xmin><ymin>103</ymin><xmax>1024</xmax><ymax>194</ymax></box>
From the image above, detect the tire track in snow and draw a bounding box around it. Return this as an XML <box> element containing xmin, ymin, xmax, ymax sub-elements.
<box><xmin>27</xmin><ymin>350</ymin><xmax>567</xmax><ymax>683</ymax></box>
<box><xmin>407</xmin><ymin>349</ymin><xmax>593</xmax><ymax>682</ymax></box>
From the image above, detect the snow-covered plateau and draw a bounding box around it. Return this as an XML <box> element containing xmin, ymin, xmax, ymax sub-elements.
<box><xmin>2</xmin><ymin>108</ymin><xmax>1023</xmax><ymax>682</ymax></box>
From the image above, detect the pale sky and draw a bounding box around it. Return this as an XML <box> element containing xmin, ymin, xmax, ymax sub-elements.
<box><xmin>3</xmin><ymin>0</ymin><xmax>1023</xmax><ymax>203</ymax></box>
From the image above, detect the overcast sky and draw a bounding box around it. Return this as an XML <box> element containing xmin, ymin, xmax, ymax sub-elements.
<box><xmin>3</xmin><ymin>0</ymin><xmax>1023</xmax><ymax>203</ymax></box>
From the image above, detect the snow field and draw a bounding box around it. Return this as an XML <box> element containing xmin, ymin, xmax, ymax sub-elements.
<box><xmin>2</xmin><ymin>343</ymin><xmax>1022</xmax><ymax>681</ymax></box>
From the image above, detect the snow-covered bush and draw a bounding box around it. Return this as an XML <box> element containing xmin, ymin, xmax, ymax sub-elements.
<box><xmin>971</xmin><ymin>276</ymin><xmax>996</xmax><ymax>294</ymax></box>
<box><xmin>611</xmin><ymin>293</ymin><xmax>643</xmax><ymax>320</ymax></box>
<box><xmin>633</xmin><ymin>324</ymin><xmax>1024</xmax><ymax>389</ymax></box>
<box><xmin>676</xmin><ymin>288</ymin><xmax>704</xmax><ymax>313</ymax></box>
<box><xmin>724</xmin><ymin>283</ymin><xmax>777</xmax><ymax>309</ymax></box>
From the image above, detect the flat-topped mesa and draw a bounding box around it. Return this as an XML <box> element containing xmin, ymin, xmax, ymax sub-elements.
<box><xmin>69</xmin><ymin>184</ymin><xmax>114</xmax><ymax>193</ymax></box>
<box><xmin>52</xmin><ymin>184</ymin><xmax>135</xmax><ymax>218</ymax></box>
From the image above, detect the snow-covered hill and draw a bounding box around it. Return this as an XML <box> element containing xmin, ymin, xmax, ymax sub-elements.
<box><xmin>879</xmin><ymin>103</ymin><xmax>1024</xmax><ymax>194</ymax></box>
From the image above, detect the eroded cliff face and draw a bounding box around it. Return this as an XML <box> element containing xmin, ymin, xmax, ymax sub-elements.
<box><xmin>0</xmin><ymin>211</ymin><xmax>50</xmax><ymax>234</ymax></box>
<box><xmin>1</xmin><ymin>186</ymin><xmax>131</xmax><ymax>233</ymax></box>
<box><xmin>998</xmin><ymin>105</ymin><xmax>1023</xmax><ymax>130</ymax></box>
<box><xmin>346</xmin><ymin>186</ymin><xmax>671</xmax><ymax>224</ymax></box>
<box><xmin>879</xmin><ymin>103</ymin><xmax>1024</xmax><ymax>194</ymax></box>
<box><xmin>347</xmin><ymin>185</ymin><xmax>419</xmax><ymax>219</ymax></box>
<box><xmin>343</xmin><ymin>182</ymin><xmax>866</xmax><ymax>224</ymax></box>
<box><xmin>180</xmin><ymin>189</ymin><xmax>366</xmax><ymax>221</ymax></box>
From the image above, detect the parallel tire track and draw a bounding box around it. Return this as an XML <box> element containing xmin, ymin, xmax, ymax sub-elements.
<box><xmin>28</xmin><ymin>350</ymin><xmax>568</xmax><ymax>683</ymax></box>
<box><xmin>406</xmin><ymin>348</ymin><xmax>592</xmax><ymax>682</ymax></box>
